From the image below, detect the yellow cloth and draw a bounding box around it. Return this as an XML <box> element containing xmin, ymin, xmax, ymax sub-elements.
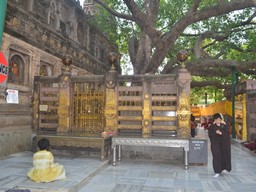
<box><xmin>27</xmin><ymin>150</ymin><xmax>66</xmax><ymax>182</ymax></box>
<box><xmin>191</xmin><ymin>100</ymin><xmax>232</xmax><ymax>116</ymax></box>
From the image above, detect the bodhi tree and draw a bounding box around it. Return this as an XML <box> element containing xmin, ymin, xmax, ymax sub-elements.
<box><xmin>92</xmin><ymin>0</ymin><xmax>256</xmax><ymax>98</ymax></box>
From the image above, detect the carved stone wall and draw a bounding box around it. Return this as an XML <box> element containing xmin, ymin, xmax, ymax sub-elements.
<box><xmin>4</xmin><ymin>0</ymin><xmax>118</xmax><ymax>75</ymax></box>
<box><xmin>1</xmin><ymin>33</ymin><xmax>66</xmax><ymax>104</ymax></box>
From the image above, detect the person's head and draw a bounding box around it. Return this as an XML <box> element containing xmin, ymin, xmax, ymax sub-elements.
<box><xmin>37</xmin><ymin>138</ymin><xmax>50</xmax><ymax>151</ymax></box>
<box><xmin>213</xmin><ymin>113</ymin><xmax>222</xmax><ymax>124</ymax></box>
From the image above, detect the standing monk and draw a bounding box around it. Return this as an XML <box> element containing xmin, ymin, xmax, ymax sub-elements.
<box><xmin>208</xmin><ymin>113</ymin><xmax>231</xmax><ymax>177</ymax></box>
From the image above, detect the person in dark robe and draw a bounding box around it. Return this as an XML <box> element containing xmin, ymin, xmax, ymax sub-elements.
<box><xmin>190</xmin><ymin>114</ymin><xmax>197</xmax><ymax>137</ymax></box>
<box><xmin>208</xmin><ymin>113</ymin><xmax>231</xmax><ymax>177</ymax></box>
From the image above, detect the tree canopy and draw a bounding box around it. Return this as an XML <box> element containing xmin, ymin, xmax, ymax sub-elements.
<box><xmin>91</xmin><ymin>0</ymin><xmax>256</xmax><ymax>103</ymax></box>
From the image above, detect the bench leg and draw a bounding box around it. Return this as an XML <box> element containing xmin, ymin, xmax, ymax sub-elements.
<box><xmin>107</xmin><ymin>143</ymin><xmax>111</xmax><ymax>157</ymax></box>
<box><xmin>100</xmin><ymin>147</ymin><xmax>104</xmax><ymax>161</ymax></box>
<box><xmin>118</xmin><ymin>145</ymin><xmax>122</xmax><ymax>161</ymax></box>
<box><xmin>184</xmin><ymin>150</ymin><xmax>188</xmax><ymax>170</ymax></box>
<box><xmin>112</xmin><ymin>146</ymin><xmax>116</xmax><ymax>166</ymax></box>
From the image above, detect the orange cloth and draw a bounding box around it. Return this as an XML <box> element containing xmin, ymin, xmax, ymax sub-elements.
<box><xmin>191</xmin><ymin>100</ymin><xmax>232</xmax><ymax>116</ymax></box>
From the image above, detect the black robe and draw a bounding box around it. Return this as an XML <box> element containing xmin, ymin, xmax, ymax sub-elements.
<box><xmin>208</xmin><ymin>123</ymin><xmax>231</xmax><ymax>173</ymax></box>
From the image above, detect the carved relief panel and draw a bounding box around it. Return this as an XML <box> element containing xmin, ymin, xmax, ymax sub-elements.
<box><xmin>46</xmin><ymin>0</ymin><xmax>61</xmax><ymax>31</ymax></box>
<box><xmin>39</xmin><ymin>62</ymin><xmax>53</xmax><ymax>77</ymax></box>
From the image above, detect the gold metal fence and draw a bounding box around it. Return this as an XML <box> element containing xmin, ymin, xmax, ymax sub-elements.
<box><xmin>72</xmin><ymin>82</ymin><xmax>105</xmax><ymax>135</ymax></box>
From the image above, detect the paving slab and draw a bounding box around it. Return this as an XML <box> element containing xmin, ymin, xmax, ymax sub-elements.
<box><xmin>0</xmin><ymin>152</ymin><xmax>110</xmax><ymax>192</ymax></box>
<box><xmin>1</xmin><ymin>127</ymin><xmax>256</xmax><ymax>192</ymax></box>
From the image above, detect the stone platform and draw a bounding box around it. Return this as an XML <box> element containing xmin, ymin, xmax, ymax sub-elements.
<box><xmin>35</xmin><ymin>134</ymin><xmax>112</xmax><ymax>161</ymax></box>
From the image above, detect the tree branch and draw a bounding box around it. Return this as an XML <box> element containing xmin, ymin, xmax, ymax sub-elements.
<box><xmin>187</xmin><ymin>59</ymin><xmax>256</xmax><ymax>76</ymax></box>
<box><xmin>191</xmin><ymin>80</ymin><xmax>230</xmax><ymax>89</ymax></box>
<box><xmin>123</xmin><ymin>0</ymin><xmax>161</xmax><ymax>40</ymax></box>
<box><xmin>144</xmin><ymin>0</ymin><xmax>255</xmax><ymax>73</ymax></box>
<box><xmin>94</xmin><ymin>0</ymin><xmax>134</xmax><ymax>21</ymax></box>
<box><xmin>194</xmin><ymin>30</ymin><xmax>229</xmax><ymax>59</ymax></box>
<box><xmin>161</xmin><ymin>58</ymin><xmax>178</xmax><ymax>74</ymax></box>
<box><xmin>192</xmin><ymin>0</ymin><xmax>256</xmax><ymax>24</ymax></box>
<box><xmin>188</xmin><ymin>0</ymin><xmax>201</xmax><ymax>14</ymax></box>
<box><xmin>241</xmin><ymin>10</ymin><xmax>256</xmax><ymax>25</ymax></box>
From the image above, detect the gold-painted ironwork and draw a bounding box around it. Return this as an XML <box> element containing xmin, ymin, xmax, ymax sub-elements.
<box><xmin>72</xmin><ymin>82</ymin><xmax>105</xmax><ymax>134</ymax></box>
<box><xmin>177</xmin><ymin>128</ymin><xmax>190</xmax><ymax>139</ymax></box>
<box><xmin>235</xmin><ymin>93</ymin><xmax>247</xmax><ymax>141</ymax></box>
<box><xmin>177</xmin><ymin>92</ymin><xmax>191</xmax><ymax>138</ymax></box>
<box><xmin>116</xmin><ymin>78</ymin><xmax>180</xmax><ymax>137</ymax></box>
<box><xmin>105</xmin><ymin>104</ymin><xmax>116</xmax><ymax>119</ymax></box>
<box><xmin>241</xmin><ymin>93</ymin><xmax>247</xmax><ymax>141</ymax></box>
<box><xmin>151</xmin><ymin>91</ymin><xmax>178</xmax><ymax>135</ymax></box>
<box><xmin>142</xmin><ymin>92</ymin><xmax>151</xmax><ymax>137</ymax></box>
<box><xmin>58</xmin><ymin>105</ymin><xmax>69</xmax><ymax>117</ymax></box>
<box><xmin>117</xmin><ymin>85</ymin><xmax>143</xmax><ymax>133</ymax></box>
<box><xmin>58</xmin><ymin>87</ymin><xmax>71</xmax><ymax>132</ymax></box>
<box><xmin>33</xmin><ymin>61</ymin><xmax>191</xmax><ymax>140</ymax></box>
<box><xmin>105</xmin><ymin>88</ymin><xmax>117</xmax><ymax>133</ymax></box>
<box><xmin>33</xmin><ymin>91</ymin><xmax>39</xmax><ymax>130</ymax></box>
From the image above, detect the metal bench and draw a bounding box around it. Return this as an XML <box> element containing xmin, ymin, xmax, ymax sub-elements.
<box><xmin>112</xmin><ymin>137</ymin><xmax>189</xmax><ymax>169</ymax></box>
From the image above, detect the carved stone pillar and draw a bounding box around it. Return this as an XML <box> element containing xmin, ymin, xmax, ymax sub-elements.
<box><xmin>104</xmin><ymin>52</ymin><xmax>118</xmax><ymax>134</ymax></box>
<box><xmin>176</xmin><ymin>50</ymin><xmax>191</xmax><ymax>139</ymax></box>
<box><xmin>142</xmin><ymin>80</ymin><xmax>151</xmax><ymax>138</ymax></box>
<box><xmin>32</xmin><ymin>76</ymin><xmax>40</xmax><ymax>131</ymax></box>
<box><xmin>57</xmin><ymin>55</ymin><xmax>72</xmax><ymax>133</ymax></box>
<box><xmin>241</xmin><ymin>93</ymin><xmax>247</xmax><ymax>141</ymax></box>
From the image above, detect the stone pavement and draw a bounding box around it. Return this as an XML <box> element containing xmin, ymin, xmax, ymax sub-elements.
<box><xmin>0</xmin><ymin>152</ymin><xmax>109</xmax><ymax>192</ymax></box>
<box><xmin>1</xmin><ymin>128</ymin><xmax>256</xmax><ymax>192</ymax></box>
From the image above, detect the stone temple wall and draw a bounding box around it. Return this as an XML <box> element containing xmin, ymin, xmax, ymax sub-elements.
<box><xmin>0</xmin><ymin>104</ymin><xmax>32</xmax><ymax>158</ymax></box>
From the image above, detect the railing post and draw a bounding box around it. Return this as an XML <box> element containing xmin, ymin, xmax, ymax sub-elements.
<box><xmin>142</xmin><ymin>79</ymin><xmax>151</xmax><ymax>138</ymax></box>
<box><xmin>32</xmin><ymin>76</ymin><xmax>40</xmax><ymax>131</ymax></box>
<box><xmin>57</xmin><ymin>55</ymin><xmax>72</xmax><ymax>133</ymax></box>
<box><xmin>242</xmin><ymin>93</ymin><xmax>247</xmax><ymax>141</ymax></box>
<box><xmin>176</xmin><ymin>50</ymin><xmax>191</xmax><ymax>139</ymax></box>
<box><xmin>104</xmin><ymin>52</ymin><xmax>118</xmax><ymax>134</ymax></box>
